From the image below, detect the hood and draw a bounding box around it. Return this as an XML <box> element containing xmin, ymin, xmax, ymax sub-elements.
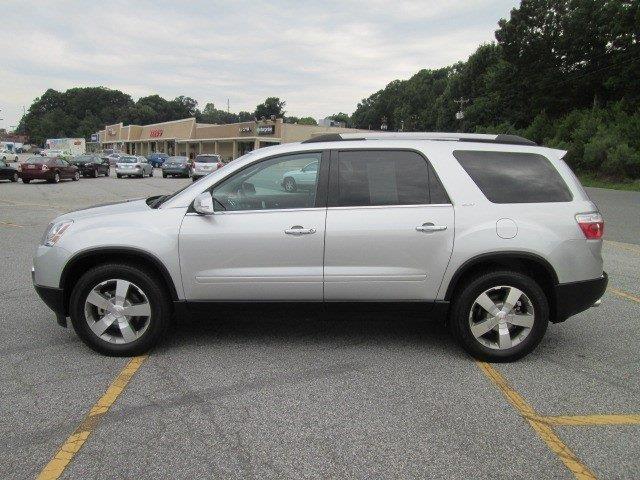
<box><xmin>56</xmin><ymin>198</ymin><xmax>150</xmax><ymax>221</ymax></box>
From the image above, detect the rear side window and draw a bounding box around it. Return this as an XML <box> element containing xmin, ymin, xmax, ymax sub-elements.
<box><xmin>453</xmin><ymin>151</ymin><xmax>572</xmax><ymax>203</ymax></box>
<box><xmin>333</xmin><ymin>150</ymin><xmax>449</xmax><ymax>207</ymax></box>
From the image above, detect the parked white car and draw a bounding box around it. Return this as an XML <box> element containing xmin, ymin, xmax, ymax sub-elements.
<box><xmin>115</xmin><ymin>155</ymin><xmax>154</xmax><ymax>178</ymax></box>
<box><xmin>0</xmin><ymin>149</ymin><xmax>19</xmax><ymax>162</ymax></box>
<box><xmin>281</xmin><ymin>160</ymin><xmax>319</xmax><ymax>191</ymax></box>
<box><xmin>42</xmin><ymin>149</ymin><xmax>65</xmax><ymax>158</ymax></box>
<box><xmin>192</xmin><ymin>154</ymin><xmax>224</xmax><ymax>181</ymax></box>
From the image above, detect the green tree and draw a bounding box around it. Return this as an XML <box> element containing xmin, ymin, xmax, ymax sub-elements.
<box><xmin>254</xmin><ymin>97</ymin><xmax>286</xmax><ymax>119</ymax></box>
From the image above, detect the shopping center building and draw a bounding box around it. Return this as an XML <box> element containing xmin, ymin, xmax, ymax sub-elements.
<box><xmin>96</xmin><ymin>117</ymin><xmax>364</xmax><ymax>160</ymax></box>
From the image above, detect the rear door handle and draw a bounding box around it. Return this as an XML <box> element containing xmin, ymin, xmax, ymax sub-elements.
<box><xmin>416</xmin><ymin>223</ymin><xmax>447</xmax><ymax>233</ymax></box>
<box><xmin>285</xmin><ymin>225</ymin><xmax>316</xmax><ymax>235</ymax></box>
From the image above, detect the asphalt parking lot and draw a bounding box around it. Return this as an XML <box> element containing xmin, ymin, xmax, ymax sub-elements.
<box><xmin>1</xmin><ymin>162</ymin><xmax>638</xmax><ymax>479</ymax></box>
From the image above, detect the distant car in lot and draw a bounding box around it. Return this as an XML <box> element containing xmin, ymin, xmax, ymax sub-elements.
<box><xmin>116</xmin><ymin>155</ymin><xmax>154</xmax><ymax>178</ymax></box>
<box><xmin>281</xmin><ymin>160</ymin><xmax>319</xmax><ymax>192</ymax></box>
<box><xmin>147</xmin><ymin>152</ymin><xmax>169</xmax><ymax>168</ymax></box>
<box><xmin>70</xmin><ymin>154</ymin><xmax>110</xmax><ymax>178</ymax></box>
<box><xmin>162</xmin><ymin>156</ymin><xmax>192</xmax><ymax>178</ymax></box>
<box><xmin>41</xmin><ymin>149</ymin><xmax>65</xmax><ymax>158</ymax></box>
<box><xmin>192</xmin><ymin>154</ymin><xmax>224</xmax><ymax>181</ymax></box>
<box><xmin>106</xmin><ymin>153</ymin><xmax>123</xmax><ymax>166</ymax></box>
<box><xmin>0</xmin><ymin>160</ymin><xmax>19</xmax><ymax>182</ymax></box>
<box><xmin>20</xmin><ymin>157</ymin><xmax>80</xmax><ymax>184</ymax></box>
<box><xmin>1</xmin><ymin>149</ymin><xmax>19</xmax><ymax>162</ymax></box>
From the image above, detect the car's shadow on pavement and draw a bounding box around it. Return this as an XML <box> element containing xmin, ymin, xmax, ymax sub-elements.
<box><xmin>158</xmin><ymin>310</ymin><xmax>465</xmax><ymax>359</ymax></box>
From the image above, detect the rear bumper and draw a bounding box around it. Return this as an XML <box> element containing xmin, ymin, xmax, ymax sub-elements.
<box><xmin>163</xmin><ymin>168</ymin><xmax>190</xmax><ymax>175</ymax></box>
<box><xmin>553</xmin><ymin>272</ymin><xmax>608</xmax><ymax>323</ymax></box>
<box><xmin>20</xmin><ymin>171</ymin><xmax>53</xmax><ymax>180</ymax></box>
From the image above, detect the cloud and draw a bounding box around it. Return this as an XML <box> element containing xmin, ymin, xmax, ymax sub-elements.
<box><xmin>0</xmin><ymin>0</ymin><xmax>518</xmax><ymax>129</ymax></box>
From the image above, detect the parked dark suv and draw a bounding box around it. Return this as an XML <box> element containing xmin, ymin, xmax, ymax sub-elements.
<box><xmin>70</xmin><ymin>154</ymin><xmax>110</xmax><ymax>178</ymax></box>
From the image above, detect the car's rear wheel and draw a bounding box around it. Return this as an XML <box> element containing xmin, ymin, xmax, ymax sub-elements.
<box><xmin>162</xmin><ymin>172</ymin><xmax>167</xmax><ymax>178</ymax></box>
<box><xmin>11</xmin><ymin>172</ymin><xmax>18</xmax><ymax>182</ymax></box>
<box><xmin>93</xmin><ymin>169</ymin><xmax>98</xmax><ymax>178</ymax></box>
<box><xmin>22</xmin><ymin>178</ymin><xmax>30</xmax><ymax>184</ymax></box>
<box><xmin>149</xmin><ymin>169</ymin><xmax>154</xmax><ymax>177</ymax></box>
<box><xmin>116</xmin><ymin>173</ymin><xmax>122</xmax><ymax>178</ymax></box>
<box><xmin>69</xmin><ymin>263</ymin><xmax>171</xmax><ymax>356</ymax></box>
<box><xmin>448</xmin><ymin>270</ymin><xmax>548</xmax><ymax>362</ymax></box>
<box><xmin>50</xmin><ymin>172</ymin><xmax>60</xmax><ymax>184</ymax></box>
<box><xmin>73</xmin><ymin>171</ymin><xmax>80</xmax><ymax>181</ymax></box>
<box><xmin>283</xmin><ymin>177</ymin><xmax>297</xmax><ymax>192</ymax></box>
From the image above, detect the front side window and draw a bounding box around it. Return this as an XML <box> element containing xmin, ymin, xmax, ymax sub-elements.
<box><xmin>211</xmin><ymin>152</ymin><xmax>322</xmax><ymax>211</ymax></box>
<box><xmin>453</xmin><ymin>150</ymin><xmax>572</xmax><ymax>203</ymax></box>
<box><xmin>333</xmin><ymin>150</ymin><xmax>434</xmax><ymax>207</ymax></box>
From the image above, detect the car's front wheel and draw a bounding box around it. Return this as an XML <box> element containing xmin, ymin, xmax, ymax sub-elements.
<box><xmin>73</xmin><ymin>171</ymin><xmax>80</xmax><ymax>181</ymax></box>
<box><xmin>448</xmin><ymin>270</ymin><xmax>548</xmax><ymax>362</ymax></box>
<box><xmin>69</xmin><ymin>263</ymin><xmax>171</xmax><ymax>356</ymax></box>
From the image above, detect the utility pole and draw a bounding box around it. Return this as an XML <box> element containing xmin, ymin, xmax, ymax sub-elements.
<box><xmin>454</xmin><ymin>97</ymin><xmax>469</xmax><ymax>132</ymax></box>
<box><xmin>227</xmin><ymin>99</ymin><xmax>230</xmax><ymax>113</ymax></box>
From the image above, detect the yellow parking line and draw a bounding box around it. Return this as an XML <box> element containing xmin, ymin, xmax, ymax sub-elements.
<box><xmin>608</xmin><ymin>287</ymin><xmax>640</xmax><ymax>304</ymax></box>
<box><xmin>37</xmin><ymin>355</ymin><xmax>147</xmax><ymax>480</ymax></box>
<box><xmin>539</xmin><ymin>414</ymin><xmax>640</xmax><ymax>426</ymax></box>
<box><xmin>476</xmin><ymin>361</ymin><xmax>596</xmax><ymax>479</ymax></box>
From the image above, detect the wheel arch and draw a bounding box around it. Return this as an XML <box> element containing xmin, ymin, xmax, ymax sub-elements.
<box><xmin>443</xmin><ymin>251</ymin><xmax>559</xmax><ymax>321</ymax></box>
<box><xmin>60</xmin><ymin>247</ymin><xmax>179</xmax><ymax>315</ymax></box>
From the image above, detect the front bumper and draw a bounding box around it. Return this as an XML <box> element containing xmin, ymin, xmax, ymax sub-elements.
<box><xmin>553</xmin><ymin>271</ymin><xmax>608</xmax><ymax>323</ymax></box>
<box><xmin>34</xmin><ymin>282</ymin><xmax>67</xmax><ymax>326</ymax></box>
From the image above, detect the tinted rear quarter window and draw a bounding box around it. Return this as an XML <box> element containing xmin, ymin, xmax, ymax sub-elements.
<box><xmin>453</xmin><ymin>151</ymin><xmax>572</xmax><ymax>203</ymax></box>
<box><xmin>333</xmin><ymin>150</ymin><xmax>449</xmax><ymax>207</ymax></box>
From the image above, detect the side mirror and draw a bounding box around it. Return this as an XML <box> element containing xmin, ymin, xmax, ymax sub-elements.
<box><xmin>193</xmin><ymin>192</ymin><xmax>214</xmax><ymax>215</ymax></box>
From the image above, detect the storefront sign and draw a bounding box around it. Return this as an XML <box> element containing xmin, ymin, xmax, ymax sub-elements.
<box><xmin>91</xmin><ymin>134</ymin><xmax>98</xmax><ymax>142</ymax></box>
<box><xmin>239</xmin><ymin>126</ymin><xmax>252</xmax><ymax>133</ymax></box>
<box><xmin>257</xmin><ymin>125</ymin><xmax>275</xmax><ymax>135</ymax></box>
<box><xmin>150</xmin><ymin>129</ymin><xmax>164</xmax><ymax>138</ymax></box>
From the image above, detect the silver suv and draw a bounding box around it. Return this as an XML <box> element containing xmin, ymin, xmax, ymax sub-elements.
<box><xmin>32</xmin><ymin>132</ymin><xmax>607</xmax><ymax>361</ymax></box>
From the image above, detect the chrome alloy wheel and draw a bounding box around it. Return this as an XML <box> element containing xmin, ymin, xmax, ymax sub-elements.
<box><xmin>84</xmin><ymin>279</ymin><xmax>151</xmax><ymax>344</ymax></box>
<box><xmin>468</xmin><ymin>285</ymin><xmax>535</xmax><ymax>350</ymax></box>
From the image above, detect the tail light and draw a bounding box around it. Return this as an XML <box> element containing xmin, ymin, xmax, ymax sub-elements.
<box><xmin>41</xmin><ymin>164</ymin><xmax>49</xmax><ymax>172</ymax></box>
<box><xmin>576</xmin><ymin>212</ymin><xmax>604</xmax><ymax>239</ymax></box>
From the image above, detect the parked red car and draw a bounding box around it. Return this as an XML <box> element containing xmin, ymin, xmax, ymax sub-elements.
<box><xmin>20</xmin><ymin>157</ymin><xmax>80</xmax><ymax>184</ymax></box>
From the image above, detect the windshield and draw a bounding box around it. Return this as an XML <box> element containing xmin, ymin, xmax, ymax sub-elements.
<box><xmin>195</xmin><ymin>155</ymin><xmax>220</xmax><ymax>164</ymax></box>
<box><xmin>73</xmin><ymin>155</ymin><xmax>93</xmax><ymax>163</ymax></box>
<box><xmin>119</xmin><ymin>156</ymin><xmax>138</xmax><ymax>163</ymax></box>
<box><xmin>167</xmin><ymin>156</ymin><xmax>188</xmax><ymax>163</ymax></box>
<box><xmin>25</xmin><ymin>157</ymin><xmax>45</xmax><ymax>164</ymax></box>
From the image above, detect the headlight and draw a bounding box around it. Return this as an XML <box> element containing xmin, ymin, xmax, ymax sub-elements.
<box><xmin>42</xmin><ymin>220</ymin><xmax>73</xmax><ymax>246</ymax></box>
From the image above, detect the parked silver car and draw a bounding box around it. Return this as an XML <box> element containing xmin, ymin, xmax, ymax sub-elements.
<box><xmin>32</xmin><ymin>132</ymin><xmax>607</xmax><ymax>360</ymax></box>
<box><xmin>192</xmin><ymin>153</ymin><xmax>223</xmax><ymax>181</ymax></box>
<box><xmin>115</xmin><ymin>155</ymin><xmax>154</xmax><ymax>178</ymax></box>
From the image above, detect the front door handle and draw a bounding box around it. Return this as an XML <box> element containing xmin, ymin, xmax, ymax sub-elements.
<box><xmin>285</xmin><ymin>225</ymin><xmax>317</xmax><ymax>235</ymax></box>
<box><xmin>416</xmin><ymin>223</ymin><xmax>447</xmax><ymax>233</ymax></box>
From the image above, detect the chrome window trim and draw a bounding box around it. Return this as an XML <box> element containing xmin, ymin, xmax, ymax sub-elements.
<box><xmin>185</xmin><ymin>206</ymin><xmax>327</xmax><ymax>216</ymax></box>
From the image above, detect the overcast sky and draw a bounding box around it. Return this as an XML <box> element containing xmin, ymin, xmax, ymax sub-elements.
<box><xmin>0</xmin><ymin>0</ymin><xmax>518</xmax><ymax>129</ymax></box>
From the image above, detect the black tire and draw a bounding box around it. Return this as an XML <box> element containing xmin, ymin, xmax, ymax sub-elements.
<box><xmin>93</xmin><ymin>169</ymin><xmax>98</xmax><ymax>178</ymax></box>
<box><xmin>22</xmin><ymin>178</ymin><xmax>30</xmax><ymax>184</ymax></box>
<box><xmin>448</xmin><ymin>270</ymin><xmax>548</xmax><ymax>362</ymax></box>
<box><xmin>69</xmin><ymin>263</ymin><xmax>172</xmax><ymax>356</ymax></box>
<box><xmin>73</xmin><ymin>171</ymin><xmax>80</xmax><ymax>181</ymax></box>
<box><xmin>11</xmin><ymin>172</ymin><xmax>18</xmax><ymax>182</ymax></box>
<box><xmin>149</xmin><ymin>169</ymin><xmax>154</xmax><ymax>177</ymax></box>
<box><xmin>50</xmin><ymin>172</ymin><xmax>60</xmax><ymax>184</ymax></box>
<box><xmin>117</xmin><ymin>173</ymin><xmax>122</xmax><ymax>178</ymax></box>
<box><xmin>162</xmin><ymin>173</ymin><xmax>167</xmax><ymax>178</ymax></box>
<box><xmin>283</xmin><ymin>177</ymin><xmax>297</xmax><ymax>192</ymax></box>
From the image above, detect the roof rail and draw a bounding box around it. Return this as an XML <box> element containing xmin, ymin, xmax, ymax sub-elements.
<box><xmin>302</xmin><ymin>132</ymin><xmax>536</xmax><ymax>146</ymax></box>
